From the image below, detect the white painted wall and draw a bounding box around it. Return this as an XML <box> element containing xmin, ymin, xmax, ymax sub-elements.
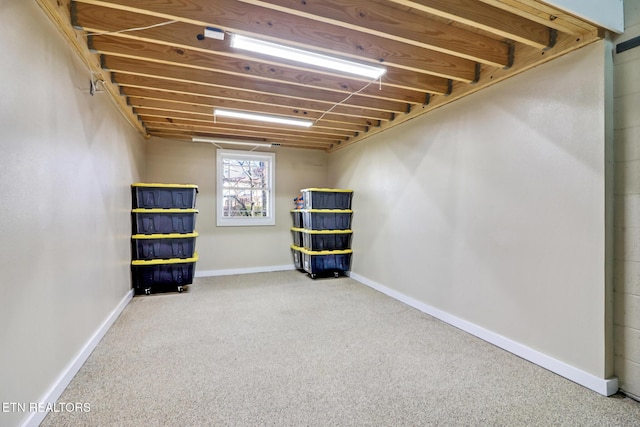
<box><xmin>328</xmin><ymin>42</ymin><xmax>614</xmax><ymax>390</ymax></box>
<box><xmin>613</xmin><ymin>0</ymin><xmax>640</xmax><ymax>399</ymax></box>
<box><xmin>144</xmin><ymin>138</ymin><xmax>328</xmax><ymax>274</ymax></box>
<box><xmin>0</xmin><ymin>1</ymin><xmax>146</xmax><ymax>426</ymax></box>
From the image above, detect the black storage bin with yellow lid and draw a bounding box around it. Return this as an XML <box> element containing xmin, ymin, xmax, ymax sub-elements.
<box><xmin>131</xmin><ymin>253</ymin><xmax>198</xmax><ymax>294</ymax></box>
<box><xmin>301</xmin><ymin>188</ymin><xmax>353</xmax><ymax>210</ymax></box>
<box><xmin>132</xmin><ymin>232</ymin><xmax>198</xmax><ymax>260</ymax></box>
<box><xmin>301</xmin><ymin>209</ymin><xmax>352</xmax><ymax>231</ymax></box>
<box><xmin>132</xmin><ymin>183</ymin><xmax>198</xmax><ymax>209</ymax></box>
<box><xmin>295</xmin><ymin>246</ymin><xmax>352</xmax><ymax>279</ymax></box>
<box><xmin>132</xmin><ymin>208</ymin><xmax>198</xmax><ymax>235</ymax></box>
<box><xmin>300</xmin><ymin>229</ymin><xmax>352</xmax><ymax>251</ymax></box>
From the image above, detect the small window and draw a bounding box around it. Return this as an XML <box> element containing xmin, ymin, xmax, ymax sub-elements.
<box><xmin>216</xmin><ymin>149</ymin><xmax>275</xmax><ymax>226</ymax></box>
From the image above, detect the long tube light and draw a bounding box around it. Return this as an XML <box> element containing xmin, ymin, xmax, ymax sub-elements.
<box><xmin>231</xmin><ymin>34</ymin><xmax>386</xmax><ymax>79</ymax></box>
<box><xmin>214</xmin><ymin>108</ymin><xmax>313</xmax><ymax>128</ymax></box>
<box><xmin>192</xmin><ymin>136</ymin><xmax>272</xmax><ymax>148</ymax></box>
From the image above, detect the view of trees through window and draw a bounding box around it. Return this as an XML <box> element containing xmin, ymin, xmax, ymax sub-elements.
<box><xmin>221</xmin><ymin>157</ymin><xmax>270</xmax><ymax>218</ymax></box>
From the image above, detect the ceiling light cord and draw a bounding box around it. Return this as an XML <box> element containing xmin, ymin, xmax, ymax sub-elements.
<box><xmin>85</xmin><ymin>20</ymin><xmax>179</xmax><ymax>37</ymax></box>
<box><xmin>315</xmin><ymin>76</ymin><xmax>381</xmax><ymax>124</ymax></box>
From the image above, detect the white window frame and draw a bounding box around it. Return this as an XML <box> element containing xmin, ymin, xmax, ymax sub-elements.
<box><xmin>216</xmin><ymin>149</ymin><xmax>276</xmax><ymax>226</ymax></box>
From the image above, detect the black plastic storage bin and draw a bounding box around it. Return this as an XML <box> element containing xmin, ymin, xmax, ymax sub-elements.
<box><xmin>301</xmin><ymin>209</ymin><xmax>352</xmax><ymax>230</ymax></box>
<box><xmin>290</xmin><ymin>210</ymin><xmax>303</xmax><ymax>228</ymax></box>
<box><xmin>131</xmin><ymin>232</ymin><xmax>198</xmax><ymax>260</ymax></box>
<box><xmin>302</xmin><ymin>188</ymin><xmax>353</xmax><ymax>210</ymax></box>
<box><xmin>132</xmin><ymin>208</ymin><xmax>198</xmax><ymax>234</ymax></box>
<box><xmin>301</xmin><ymin>229</ymin><xmax>352</xmax><ymax>251</ymax></box>
<box><xmin>298</xmin><ymin>247</ymin><xmax>352</xmax><ymax>278</ymax></box>
<box><xmin>132</xmin><ymin>183</ymin><xmax>198</xmax><ymax>209</ymax></box>
<box><xmin>131</xmin><ymin>253</ymin><xmax>198</xmax><ymax>294</ymax></box>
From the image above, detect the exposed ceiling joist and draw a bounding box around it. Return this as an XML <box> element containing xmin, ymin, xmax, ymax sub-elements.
<box><xmin>37</xmin><ymin>0</ymin><xmax>604</xmax><ymax>151</ymax></box>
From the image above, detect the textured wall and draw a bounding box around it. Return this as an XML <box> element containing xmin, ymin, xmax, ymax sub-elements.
<box><xmin>0</xmin><ymin>1</ymin><xmax>146</xmax><ymax>426</ymax></box>
<box><xmin>613</xmin><ymin>0</ymin><xmax>640</xmax><ymax>399</ymax></box>
<box><xmin>328</xmin><ymin>42</ymin><xmax>612</xmax><ymax>380</ymax></box>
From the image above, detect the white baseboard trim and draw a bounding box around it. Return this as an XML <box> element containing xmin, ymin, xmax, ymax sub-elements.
<box><xmin>195</xmin><ymin>264</ymin><xmax>296</xmax><ymax>277</ymax></box>
<box><xmin>349</xmin><ymin>272</ymin><xmax>618</xmax><ymax>397</ymax></box>
<box><xmin>22</xmin><ymin>289</ymin><xmax>134</xmax><ymax>427</ymax></box>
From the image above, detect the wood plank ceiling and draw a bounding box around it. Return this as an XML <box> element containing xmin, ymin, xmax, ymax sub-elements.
<box><xmin>37</xmin><ymin>0</ymin><xmax>605</xmax><ymax>151</ymax></box>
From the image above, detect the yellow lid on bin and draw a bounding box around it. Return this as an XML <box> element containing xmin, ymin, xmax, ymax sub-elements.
<box><xmin>132</xmin><ymin>252</ymin><xmax>199</xmax><ymax>266</ymax></box>
<box><xmin>300</xmin><ymin>209</ymin><xmax>352</xmax><ymax>213</ymax></box>
<box><xmin>132</xmin><ymin>208</ymin><xmax>199</xmax><ymax>213</ymax></box>
<box><xmin>299</xmin><ymin>229</ymin><xmax>352</xmax><ymax>234</ymax></box>
<box><xmin>301</xmin><ymin>188</ymin><xmax>353</xmax><ymax>192</ymax></box>
<box><xmin>132</xmin><ymin>183</ymin><xmax>198</xmax><ymax>190</ymax></box>
<box><xmin>295</xmin><ymin>247</ymin><xmax>352</xmax><ymax>256</ymax></box>
<box><xmin>132</xmin><ymin>232</ymin><xmax>199</xmax><ymax>240</ymax></box>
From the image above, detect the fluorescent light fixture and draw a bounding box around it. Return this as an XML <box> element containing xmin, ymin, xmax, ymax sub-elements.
<box><xmin>214</xmin><ymin>108</ymin><xmax>313</xmax><ymax>128</ymax></box>
<box><xmin>231</xmin><ymin>34</ymin><xmax>386</xmax><ymax>79</ymax></box>
<box><xmin>192</xmin><ymin>136</ymin><xmax>272</xmax><ymax>148</ymax></box>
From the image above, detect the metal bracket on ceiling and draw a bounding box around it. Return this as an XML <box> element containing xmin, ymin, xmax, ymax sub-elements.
<box><xmin>445</xmin><ymin>80</ymin><xmax>453</xmax><ymax>96</ymax></box>
<box><xmin>424</xmin><ymin>93</ymin><xmax>431</xmax><ymax>106</ymax></box>
<box><xmin>503</xmin><ymin>44</ymin><xmax>515</xmax><ymax>70</ymax></box>
<box><xmin>545</xmin><ymin>28</ymin><xmax>558</xmax><ymax>51</ymax></box>
<box><xmin>472</xmin><ymin>63</ymin><xmax>481</xmax><ymax>84</ymax></box>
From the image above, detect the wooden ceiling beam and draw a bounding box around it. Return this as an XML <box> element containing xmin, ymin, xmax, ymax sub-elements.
<box><xmin>137</xmin><ymin>108</ymin><xmax>368</xmax><ymax>136</ymax></box>
<box><xmin>387</xmin><ymin>0</ymin><xmax>553</xmax><ymax>49</ymax></box>
<box><xmin>89</xmin><ymin>35</ymin><xmax>445</xmax><ymax>101</ymax></box>
<box><xmin>128</xmin><ymin>100</ymin><xmax>370</xmax><ymax>132</ymax></box>
<box><xmin>140</xmin><ymin>116</ymin><xmax>353</xmax><ymax>140</ymax></box>
<box><xmin>145</xmin><ymin>122</ymin><xmax>341</xmax><ymax>144</ymax></box>
<box><xmin>88</xmin><ymin>33</ymin><xmax>452</xmax><ymax>96</ymax></box>
<box><xmin>113</xmin><ymin>73</ymin><xmax>394</xmax><ymax>122</ymax></box>
<box><xmin>102</xmin><ymin>55</ymin><xmax>408</xmax><ymax>113</ymax></box>
<box><xmin>153</xmin><ymin>130</ymin><xmax>333</xmax><ymax>150</ymax></box>
<box><xmin>74</xmin><ymin>8</ymin><xmax>471</xmax><ymax>86</ymax></box>
<box><xmin>42</xmin><ymin>0</ymin><xmax>604</xmax><ymax>152</ymax></box>
<box><xmin>234</xmin><ymin>0</ymin><xmax>511</xmax><ymax>66</ymax></box>
<box><xmin>72</xmin><ymin>0</ymin><xmax>479</xmax><ymax>82</ymax></box>
<box><xmin>145</xmin><ymin>119</ymin><xmax>347</xmax><ymax>142</ymax></box>
<box><xmin>128</xmin><ymin>96</ymin><xmax>377</xmax><ymax>134</ymax></box>
<box><xmin>477</xmin><ymin>0</ymin><xmax>599</xmax><ymax>35</ymax></box>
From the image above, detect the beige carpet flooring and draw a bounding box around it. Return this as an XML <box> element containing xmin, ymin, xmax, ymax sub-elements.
<box><xmin>42</xmin><ymin>271</ymin><xmax>640</xmax><ymax>426</ymax></box>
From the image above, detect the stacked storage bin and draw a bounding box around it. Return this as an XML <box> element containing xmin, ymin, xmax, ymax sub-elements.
<box><xmin>291</xmin><ymin>188</ymin><xmax>353</xmax><ymax>279</ymax></box>
<box><xmin>131</xmin><ymin>183</ymin><xmax>199</xmax><ymax>295</ymax></box>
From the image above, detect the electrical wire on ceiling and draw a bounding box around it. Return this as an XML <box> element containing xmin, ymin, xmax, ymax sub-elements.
<box><xmin>85</xmin><ymin>20</ymin><xmax>179</xmax><ymax>37</ymax></box>
<box><xmin>314</xmin><ymin>77</ymin><xmax>382</xmax><ymax>124</ymax></box>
